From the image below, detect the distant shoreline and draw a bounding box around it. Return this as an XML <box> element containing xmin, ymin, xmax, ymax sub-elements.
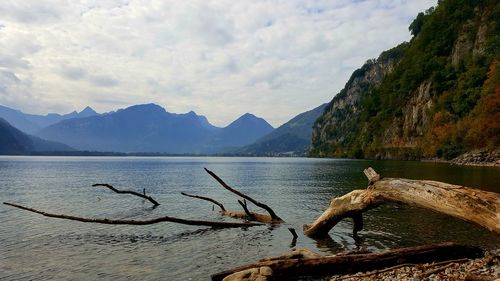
<box><xmin>0</xmin><ymin>151</ymin><xmax>307</xmax><ymax>157</ymax></box>
<box><xmin>1</xmin><ymin>150</ymin><xmax>498</xmax><ymax>167</ymax></box>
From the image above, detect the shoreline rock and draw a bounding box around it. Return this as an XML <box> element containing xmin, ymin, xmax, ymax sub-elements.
<box><xmin>421</xmin><ymin>149</ymin><xmax>500</xmax><ymax>167</ymax></box>
<box><xmin>329</xmin><ymin>250</ymin><xmax>499</xmax><ymax>281</ymax></box>
<box><xmin>450</xmin><ymin>150</ymin><xmax>500</xmax><ymax>167</ymax></box>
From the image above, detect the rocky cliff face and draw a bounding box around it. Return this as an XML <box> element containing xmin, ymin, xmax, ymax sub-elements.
<box><xmin>452</xmin><ymin>9</ymin><xmax>490</xmax><ymax>66</ymax></box>
<box><xmin>382</xmin><ymin>80</ymin><xmax>433</xmax><ymax>147</ymax></box>
<box><xmin>310</xmin><ymin>48</ymin><xmax>402</xmax><ymax>157</ymax></box>
<box><xmin>311</xmin><ymin>0</ymin><xmax>499</xmax><ymax>159</ymax></box>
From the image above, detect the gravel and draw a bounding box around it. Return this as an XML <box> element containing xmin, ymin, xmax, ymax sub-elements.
<box><xmin>329</xmin><ymin>251</ymin><xmax>499</xmax><ymax>281</ymax></box>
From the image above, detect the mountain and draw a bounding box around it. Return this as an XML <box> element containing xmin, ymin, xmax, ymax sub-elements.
<box><xmin>0</xmin><ymin>118</ymin><xmax>74</xmax><ymax>155</ymax></box>
<box><xmin>209</xmin><ymin>113</ymin><xmax>274</xmax><ymax>151</ymax></box>
<box><xmin>237</xmin><ymin>103</ymin><xmax>328</xmax><ymax>156</ymax></box>
<box><xmin>0</xmin><ymin>105</ymin><xmax>40</xmax><ymax>134</ymax></box>
<box><xmin>37</xmin><ymin>104</ymin><xmax>273</xmax><ymax>154</ymax></box>
<box><xmin>0</xmin><ymin>105</ymin><xmax>99</xmax><ymax>134</ymax></box>
<box><xmin>311</xmin><ymin>0</ymin><xmax>500</xmax><ymax>160</ymax></box>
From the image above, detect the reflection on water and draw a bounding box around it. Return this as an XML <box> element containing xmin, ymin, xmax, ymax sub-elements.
<box><xmin>0</xmin><ymin>156</ymin><xmax>499</xmax><ymax>280</ymax></box>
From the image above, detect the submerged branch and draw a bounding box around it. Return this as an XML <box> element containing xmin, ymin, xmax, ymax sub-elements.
<box><xmin>204</xmin><ymin>168</ymin><xmax>283</xmax><ymax>222</ymax></box>
<box><xmin>93</xmin><ymin>183</ymin><xmax>160</xmax><ymax>207</ymax></box>
<box><xmin>181</xmin><ymin>192</ymin><xmax>226</xmax><ymax>211</ymax></box>
<box><xmin>3</xmin><ymin>202</ymin><xmax>263</xmax><ymax>228</ymax></box>
<box><xmin>181</xmin><ymin>192</ymin><xmax>275</xmax><ymax>223</ymax></box>
<box><xmin>237</xmin><ymin>199</ymin><xmax>255</xmax><ymax>219</ymax></box>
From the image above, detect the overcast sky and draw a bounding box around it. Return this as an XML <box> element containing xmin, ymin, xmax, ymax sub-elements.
<box><xmin>0</xmin><ymin>0</ymin><xmax>437</xmax><ymax>127</ymax></box>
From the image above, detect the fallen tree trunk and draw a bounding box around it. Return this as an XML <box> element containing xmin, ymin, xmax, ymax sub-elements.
<box><xmin>211</xmin><ymin>242</ymin><xmax>484</xmax><ymax>281</ymax></box>
<box><xmin>303</xmin><ymin>167</ymin><xmax>500</xmax><ymax>237</ymax></box>
<box><xmin>93</xmin><ymin>183</ymin><xmax>160</xmax><ymax>207</ymax></box>
<box><xmin>204</xmin><ymin>168</ymin><xmax>283</xmax><ymax>222</ymax></box>
<box><xmin>3</xmin><ymin>202</ymin><xmax>263</xmax><ymax>228</ymax></box>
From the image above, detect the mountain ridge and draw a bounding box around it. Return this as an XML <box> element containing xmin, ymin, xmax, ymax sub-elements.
<box><xmin>0</xmin><ymin>118</ymin><xmax>74</xmax><ymax>154</ymax></box>
<box><xmin>0</xmin><ymin>105</ymin><xmax>99</xmax><ymax>134</ymax></box>
<box><xmin>238</xmin><ymin>103</ymin><xmax>328</xmax><ymax>156</ymax></box>
<box><xmin>36</xmin><ymin>103</ymin><xmax>274</xmax><ymax>154</ymax></box>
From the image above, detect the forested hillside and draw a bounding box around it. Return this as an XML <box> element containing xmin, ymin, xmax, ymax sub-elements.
<box><xmin>0</xmin><ymin>118</ymin><xmax>73</xmax><ymax>154</ymax></box>
<box><xmin>237</xmin><ymin>103</ymin><xmax>327</xmax><ymax>156</ymax></box>
<box><xmin>311</xmin><ymin>0</ymin><xmax>500</xmax><ymax>159</ymax></box>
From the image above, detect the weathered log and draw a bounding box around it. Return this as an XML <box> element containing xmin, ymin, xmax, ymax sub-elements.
<box><xmin>3</xmin><ymin>202</ymin><xmax>262</xmax><ymax>228</ymax></box>
<box><xmin>364</xmin><ymin>167</ymin><xmax>380</xmax><ymax>184</ymax></box>
<box><xmin>93</xmin><ymin>183</ymin><xmax>160</xmax><ymax>207</ymax></box>
<box><xmin>259</xmin><ymin>248</ymin><xmax>321</xmax><ymax>262</ymax></box>
<box><xmin>205</xmin><ymin>168</ymin><xmax>283</xmax><ymax>222</ymax></box>
<box><xmin>222</xmin><ymin>210</ymin><xmax>275</xmax><ymax>223</ymax></box>
<box><xmin>303</xmin><ymin>167</ymin><xmax>500</xmax><ymax>237</ymax></box>
<box><xmin>211</xmin><ymin>242</ymin><xmax>483</xmax><ymax>281</ymax></box>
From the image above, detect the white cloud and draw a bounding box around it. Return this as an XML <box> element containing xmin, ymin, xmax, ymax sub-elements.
<box><xmin>0</xmin><ymin>0</ymin><xmax>437</xmax><ymax>126</ymax></box>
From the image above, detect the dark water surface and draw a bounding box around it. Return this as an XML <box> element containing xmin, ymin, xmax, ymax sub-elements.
<box><xmin>0</xmin><ymin>156</ymin><xmax>498</xmax><ymax>280</ymax></box>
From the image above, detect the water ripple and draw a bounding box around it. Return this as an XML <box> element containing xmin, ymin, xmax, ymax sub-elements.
<box><xmin>1</xmin><ymin>156</ymin><xmax>499</xmax><ymax>280</ymax></box>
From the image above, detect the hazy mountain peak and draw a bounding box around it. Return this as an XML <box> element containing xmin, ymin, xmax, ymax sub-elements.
<box><xmin>228</xmin><ymin>113</ymin><xmax>273</xmax><ymax>129</ymax></box>
<box><xmin>46</xmin><ymin>113</ymin><xmax>62</xmax><ymax>117</ymax></box>
<box><xmin>241</xmin><ymin>112</ymin><xmax>254</xmax><ymax>118</ymax></box>
<box><xmin>123</xmin><ymin>103</ymin><xmax>166</xmax><ymax>113</ymax></box>
<box><xmin>237</xmin><ymin>103</ymin><xmax>328</xmax><ymax>156</ymax></box>
<box><xmin>80</xmin><ymin>106</ymin><xmax>97</xmax><ymax>115</ymax></box>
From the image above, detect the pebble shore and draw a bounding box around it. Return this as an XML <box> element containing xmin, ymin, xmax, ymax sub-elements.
<box><xmin>450</xmin><ymin>150</ymin><xmax>500</xmax><ymax>167</ymax></box>
<box><xmin>329</xmin><ymin>251</ymin><xmax>499</xmax><ymax>281</ymax></box>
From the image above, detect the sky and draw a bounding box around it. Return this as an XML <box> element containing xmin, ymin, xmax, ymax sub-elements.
<box><xmin>0</xmin><ymin>0</ymin><xmax>437</xmax><ymax>127</ymax></box>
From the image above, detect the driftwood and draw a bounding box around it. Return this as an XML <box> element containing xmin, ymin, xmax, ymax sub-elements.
<box><xmin>181</xmin><ymin>192</ymin><xmax>226</xmax><ymax>211</ymax></box>
<box><xmin>204</xmin><ymin>168</ymin><xmax>283</xmax><ymax>223</ymax></box>
<box><xmin>181</xmin><ymin>192</ymin><xmax>275</xmax><ymax>223</ymax></box>
<box><xmin>3</xmin><ymin>202</ymin><xmax>262</xmax><ymax>228</ymax></box>
<box><xmin>303</xmin><ymin>167</ymin><xmax>500</xmax><ymax>237</ymax></box>
<box><xmin>93</xmin><ymin>183</ymin><xmax>160</xmax><ymax>207</ymax></box>
<box><xmin>288</xmin><ymin>228</ymin><xmax>298</xmax><ymax>247</ymax></box>
<box><xmin>211</xmin><ymin>242</ymin><xmax>484</xmax><ymax>281</ymax></box>
<box><xmin>260</xmin><ymin>248</ymin><xmax>322</xmax><ymax>262</ymax></box>
<box><xmin>237</xmin><ymin>199</ymin><xmax>252</xmax><ymax>218</ymax></box>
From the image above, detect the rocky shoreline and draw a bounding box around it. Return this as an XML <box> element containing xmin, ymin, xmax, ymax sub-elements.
<box><xmin>329</xmin><ymin>250</ymin><xmax>499</xmax><ymax>281</ymax></box>
<box><xmin>450</xmin><ymin>150</ymin><xmax>500</xmax><ymax>167</ymax></box>
<box><xmin>220</xmin><ymin>250</ymin><xmax>499</xmax><ymax>281</ymax></box>
<box><xmin>422</xmin><ymin>149</ymin><xmax>500</xmax><ymax>167</ymax></box>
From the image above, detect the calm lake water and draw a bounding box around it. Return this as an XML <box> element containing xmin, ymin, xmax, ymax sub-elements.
<box><xmin>0</xmin><ymin>156</ymin><xmax>499</xmax><ymax>280</ymax></box>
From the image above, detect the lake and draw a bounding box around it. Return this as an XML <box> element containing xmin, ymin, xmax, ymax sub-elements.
<box><xmin>0</xmin><ymin>156</ymin><xmax>499</xmax><ymax>280</ymax></box>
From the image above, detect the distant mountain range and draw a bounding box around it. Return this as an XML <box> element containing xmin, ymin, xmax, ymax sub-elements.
<box><xmin>236</xmin><ymin>103</ymin><xmax>328</xmax><ymax>156</ymax></box>
<box><xmin>35</xmin><ymin>104</ymin><xmax>274</xmax><ymax>154</ymax></box>
<box><xmin>0</xmin><ymin>102</ymin><xmax>328</xmax><ymax>155</ymax></box>
<box><xmin>0</xmin><ymin>118</ymin><xmax>73</xmax><ymax>155</ymax></box>
<box><xmin>0</xmin><ymin>105</ymin><xmax>98</xmax><ymax>134</ymax></box>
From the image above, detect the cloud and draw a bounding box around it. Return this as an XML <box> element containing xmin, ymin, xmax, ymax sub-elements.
<box><xmin>59</xmin><ymin>66</ymin><xmax>86</xmax><ymax>80</ymax></box>
<box><xmin>59</xmin><ymin>66</ymin><xmax>118</xmax><ymax>87</ymax></box>
<box><xmin>0</xmin><ymin>1</ymin><xmax>66</xmax><ymax>24</ymax></box>
<box><xmin>0</xmin><ymin>0</ymin><xmax>438</xmax><ymax>126</ymax></box>
<box><xmin>88</xmin><ymin>74</ymin><xmax>119</xmax><ymax>87</ymax></box>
